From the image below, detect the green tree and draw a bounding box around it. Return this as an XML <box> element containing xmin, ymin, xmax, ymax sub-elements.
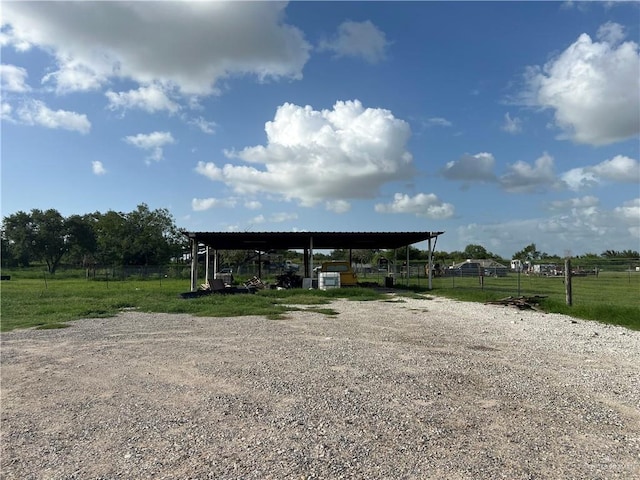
<box><xmin>1</xmin><ymin>227</ymin><xmax>16</xmax><ymax>267</ymax></box>
<box><xmin>94</xmin><ymin>210</ymin><xmax>128</xmax><ymax>266</ymax></box>
<box><xmin>463</xmin><ymin>244</ymin><xmax>489</xmax><ymax>259</ymax></box>
<box><xmin>65</xmin><ymin>214</ymin><xmax>98</xmax><ymax>267</ymax></box>
<box><xmin>2</xmin><ymin>211</ymin><xmax>36</xmax><ymax>267</ymax></box>
<box><xmin>3</xmin><ymin>209</ymin><xmax>69</xmax><ymax>273</ymax></box>
<box><xmin>123</xmin><ymin>204</ymin><xmax>185</xmax><ymax>265</ymax></box>
<box><xmin>513</xmin><ymin>243</ymin><xmax>541</xmax><ymax>262</ymax></box>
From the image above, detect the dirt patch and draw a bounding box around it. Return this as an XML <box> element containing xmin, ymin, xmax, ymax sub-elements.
<box><xmin>2</xmin><ymin>296</ymin><xmax>639</xmax><ymax>479</ymax></box>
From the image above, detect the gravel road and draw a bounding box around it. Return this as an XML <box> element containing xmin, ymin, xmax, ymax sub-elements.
<box><xmin>1</xmin><ymin>295</ymin><xmax>639</xmax><ymax>479</ymax></box>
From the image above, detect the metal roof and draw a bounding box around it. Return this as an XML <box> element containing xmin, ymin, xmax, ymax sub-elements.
<box><xmin>185</xmin><ymin>231</ymin><xmax>444</xmax><ymax>251</ymax></box>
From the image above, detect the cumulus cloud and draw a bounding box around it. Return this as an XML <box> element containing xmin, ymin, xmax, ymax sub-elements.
<box><xmin>124</xmin><ymin>131</ymin><xmax>175</xmax><ymax>163</ymax></box>
<box><xmin>521</xmin><ymin>22</ymin><xmax>639</xmax><ymax>145</ymax></box>
<box><xmin>12</xmin><ymin>99</ymin><xmax>91</xmax><ymax>133</ymax></box>
<box><xmin>106</xmin><ymin>85</ymin><xmax>180</xmax><ymax>113</ymax></box>
<box><xmin>561</xmin><ymin>155</ymin><xmax>639</xmax><ymax>190</ymax></box>
<box><xmin>561</xmin><ymin>168</ymin><xmax>599</xmax><ymax>191</ymax></box>
<box><xmin>191</xmin><ymin>197</ymin><xmax>237</xmax><ymax>211</ymax></box>
<box><xmin>499</xmin><ymin>152</ymin><xmax>560</xmax><ymax>193</ymax></box>
<box><xmin>614</xmin><ymin>198</ymin><xmax>640</xmax><ymax>223</ymax></box>
<box><xmin>374</xmin><ymin>193</ymin><xmax>455</xmax><ymax>219</ymax></box>
<box><xmin>549</xmin><ymin>195</ymin><xmax>599</xmax><ymax>210</ymax></box>
<box><xmin>0</xmin><ymin>64</ymin><xmax>30</xmax><ymax>92</ymax></box>
<box><xmin>614</xmin><ymin>198</ymin><xmax>640</xmax><ymax>233</ymax></box>
<box><xmin>501</xmin><ymin>112</ymin><xmax>522</xmax><ymax>134</ymax></box>
<box><xmin>1</xmin><ymin>102</ymin><xmax>13</xmax><ymax>120</ymax></box>
<box><xmin>249</xmin><ymin>212</ymin><xmax>297</xmax><ymax>224</ymax></box>
<box><xmin>318</xmin><ymin>20</ymin><xmax>389</xmax><ymax>63</ymax></box>
<box><xmin>92</xmin><ymin>160</ymin><xmax>107</xmax><ymax>175</ymax></box>
<box><xmin>1</xmin><ymin>1</ymin><xmax>310</xmax><ymax>96</ymax></box>
<box><xmin>456</xmin><ymin>197</ymin><xmax>638</xmax><ymax>258</ymax></box>
<box><xmin>589</xmin><ymin>155</ymin><xmax>639</xmax><ymax>183</ymax></box>
<box><xmin>326</xmin><ymin>200</ymin><xmax>351</xmax><ymax>213</ymax></box>
<box><xmin>196</xmin><ymin>100</ymin><xmax>414</xmax><ymax>206</ymax></box>
<box><xmin>441</xmin><ymin>152</ymin><xmax>496</xmax><ymax>182</ymax></box>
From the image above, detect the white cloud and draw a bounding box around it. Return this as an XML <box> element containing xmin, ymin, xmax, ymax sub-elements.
<box><xmin>561</xmin><ymin>155</ymin><xmax>639</xmax><ymax>191</ymax></box>
<box><xmin>561</xmin><ymin>168</ymin><xmax>599</xmax><ymax>191</ymax></box>
<box><xmin>501</xmin><ymin>112</ymin><xmax>522</xmax><ymax>134</ymax></box>
<box><xmin>14</xmin><ymin>99</ymin><xmax>90</xmax><ymax>134</ymax></box>
<box><xmin>196</xmin><ymin>100</ymin><xmax>414</xmax><ymax>206</ymax></box>
<box><xmin>589</xmin><ymin>155</ymin><xmax>639</xmax><ymax>183</ymax></box>
<box><xmin>424</xmin><ymin>117</ymin><xmax>452</xmax><ymax>128</ymax></box>
<box><xmin>456</xmin><ymin>197</ymin><xmax>638</xmax><ymax>258</ymax></box>
<box><xmin>442</xmin><ymin>152</ymin><xmax>496</xmax><ymax>182</ymax></box>
<box><xmin>597</xmin><ymin>21</ymin><xmax>625</xmax><ymax>45</ymax></box>
<box><xmin>549</xmin><ymin>195</ymin><xmax>599</xmax><ymax>210</ymax></box>
<box><xmin>326</xmin><ymin>200</ymin><xmax>351</xmax><ymax>213</ymax></box>
<box><xmin>191</xmin><ymin>197</ymin><xmax>237</xmax><ymax>212</ymax></box>
<box><xmin>1</xmin><ymin>102</ymin><xmax>13</xmax><ymax>120</ymax></box>
<box><xmin>244</xmin><ymin>200</ymin><xmax>262</xmax><ymax>210</ymax></box>
<box><xmin>92</xmin><ymin>160</ymin><xmax>107</xmax><ymax>175</ymax></box>
<box><xmin>2</xmin><ymin>2</ymin><xmax>310</xmax><ymax>96</ymax></box>
<box><xmin>187</xmin><ymin>116</ymin><xmax>217</xmax><ymax>135</ymax></box>
<box><xmin>270</xmin><ymin>212</ymin><xmax>298</xmax><ymax>223</ymax></box>
<box><xmin>522</xmin><ymin>23</ymin><xmax>639</xmax><ymax>145</ymax></box>
<box><xmin>248</xmin><ymin>212</ymin><xmax>296</xmax><ymax>225</ymax></box>
<box><xmin>0</xmin><ymin>64</ymin><xmax>30</xmax><ymax>92</ymax></box>
<box><xmin>374</xmin><ymin>193</ymin><xmax>455</xmax><ymax>219</ymax></box>
<box><xmin>195</xmin><ymin>162</ymin><xmax>224</xmax><ymax>181</ymax></box>
<box><xmin>614</xmin><ymin>198</ymin><xmax>640</xmax><ymax>238</ymax></box>
<box><xmin>250</xmin><ymin>214</ymin><xmax>266</xmax><ymax>225</ymax></box>
<box><xmin>124</xmin><ymin>131</ymin><xmax>175</xmax><ymax>163</ymax></box>
<box><xmin>499</xmin><ymin>152</ymin><xmax>560</xmax><ymax>193</ymax></box>
<box><xmin>106</xmin><ymin>85</ymin><xmax>180</xmax><ymax>113</ymax></box>
<box><xmin>319</xmin><ymin>20</ymin><xmax>389</xmax><ymax>63</ymax></box>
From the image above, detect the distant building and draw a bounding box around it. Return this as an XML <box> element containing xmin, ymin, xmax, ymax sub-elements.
<box><xmin>446</xmin><ymin>259</ymin><xmax>509</xmax><ymax>277</ymax></box>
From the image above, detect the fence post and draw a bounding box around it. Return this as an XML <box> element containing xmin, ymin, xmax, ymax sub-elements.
<box><xmin>565</xmin><ymin>258</ymin><xmax>572</xmax><ymax>306</ymax></box>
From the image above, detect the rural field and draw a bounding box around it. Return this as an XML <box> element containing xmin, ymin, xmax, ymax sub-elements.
<box><xmin>2</xmin><ymin>269</ymin><xmax>640</xmax><ymax>479</ymax></box>
<box><xmin>1</xmin><ymin>268</ymin><xmax>638</xmax><ymax>332</ymax></box>
<box><xmin>2</xmin><ymin>292</ymin><xmax>640</xmax><ymax>479</ymax></box>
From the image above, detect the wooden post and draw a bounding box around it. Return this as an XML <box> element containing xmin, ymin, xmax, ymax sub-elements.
<box><xmin>190</xmin><ymin>239</ymin><xmax>198</xmax><ymax>292</ymax></box>
<box><xmin>565</xmin><ymin>258</ymin><xmax>572</xmax><ymax>306</ymax></box>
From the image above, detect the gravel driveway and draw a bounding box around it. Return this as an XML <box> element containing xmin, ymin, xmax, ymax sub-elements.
<box><xmin>2</xmin><ymin>295</ymin><xmax>639</xmax><ymax>479</ymax></box>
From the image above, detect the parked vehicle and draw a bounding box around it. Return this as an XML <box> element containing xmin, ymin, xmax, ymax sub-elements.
<box><xmin>317</xmin><ymin>261</ymin><xmax>358</xmax><ymax>286</ymax></box>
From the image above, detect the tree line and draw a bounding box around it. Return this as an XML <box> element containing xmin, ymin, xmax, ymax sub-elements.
<box><xmin>2</xmin><ymin>205</ymin><xmax>637</xmax><ymax>275</ymax></box>
<box><xmin>1</xmin><ymin>204</ymin><xmax>187</xmax><ymax>273</ymax></box>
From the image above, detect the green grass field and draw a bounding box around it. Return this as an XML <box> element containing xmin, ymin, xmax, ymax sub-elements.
<box><xmin>1</xmin><ymin>269</ymin><xmax>638</xmax><ymax>332</ymax></box>
<box><xmin>396</xmin><ymin>270</ymin><xmax>640</xmax><ymax>330</ymax></box>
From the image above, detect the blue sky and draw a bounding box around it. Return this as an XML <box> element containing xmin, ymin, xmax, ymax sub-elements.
<box><xmin>1</xmin><ymin>1</ymin><xmax>639</xmax><ymax>258</ymax></box>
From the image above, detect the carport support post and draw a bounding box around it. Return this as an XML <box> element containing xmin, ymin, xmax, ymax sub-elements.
<box><xmin>428</xmin><ymin>237</ymin><xmax>433</xmax><ymax>290</ymax></box>
<box><xmin>213</xmin><ymin>250</ymin><xmax>218</xmax><ymax>279</ymax></box>
<box><xmin>309</xmin><ymin>236</ymin><xmax>314</xmax><ymax>280</ymax></box>
<box><xmin>190</xmin><ymin>239</ymin><xmax>198</xmax><ymax>292</ymax></box>
<box><xmin>205</xmin><ymin>246</ymin><xmax>211</xmax><ymax>286</ymax></box>
<box><xmin>406</xmin><ymin>247</ymin><xmax>410</xmax><ymax>286</ymax></box>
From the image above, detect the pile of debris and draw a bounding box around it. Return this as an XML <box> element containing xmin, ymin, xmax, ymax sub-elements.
<box><xmin>485</xmin><ymin>295</ymin><xmax>547</xmax><ymax>311</ymax></box>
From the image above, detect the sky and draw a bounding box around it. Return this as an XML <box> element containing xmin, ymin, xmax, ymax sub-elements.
<box><xmin>1</xmin><ymin>1</ymin><xmax>639</xmax><ymax>259</ymax></box>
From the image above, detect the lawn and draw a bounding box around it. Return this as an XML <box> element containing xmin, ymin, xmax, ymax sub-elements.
<box><xmin>1</xmin><ymin>269</ymin><xmax>638</xmax><ymax>332</ymax></box>
<box><xmin>399</xmin><ymin>270</ymin><xmax>640</xmax><ymax>330</ymax></box>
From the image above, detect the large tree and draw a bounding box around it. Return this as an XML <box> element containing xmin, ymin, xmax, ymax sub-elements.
<box><xmin>2</xmin><ymin>210</ymin><xmax>34</xmax><ymax>267</ymax></box>
<box><xmin>3</xmin><ymin>209</ymin><xmax>72</xmax><ymax>273</ymax></box>
<box><xmin>94</xmin><ymin>204</ymin><xmax>185</xmax><ymax>266</ymax></box>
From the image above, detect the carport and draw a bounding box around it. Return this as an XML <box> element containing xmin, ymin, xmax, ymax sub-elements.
<box><xmin>184</xmin><ymin>231</ymin><xmax>444</xmax><ymax>291</ymax></box>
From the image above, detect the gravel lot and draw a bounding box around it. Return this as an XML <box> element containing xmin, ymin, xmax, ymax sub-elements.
<box><xmin>2</xmin><ymin>294</ymin><xmax>639</xmax><ymax>479</ymax></box>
